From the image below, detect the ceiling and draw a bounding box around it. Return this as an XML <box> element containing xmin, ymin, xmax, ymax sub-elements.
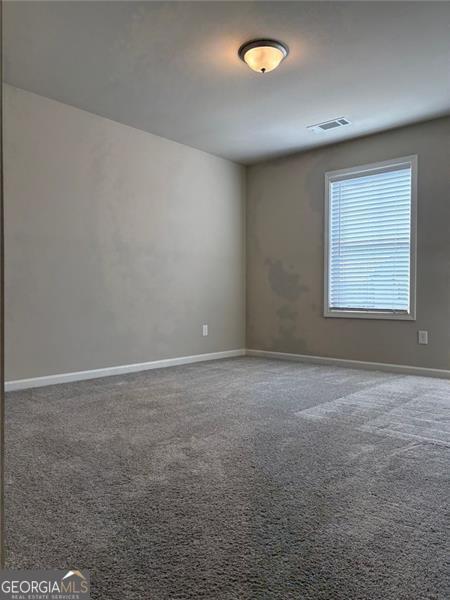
<box><xmin>4</xmin><ymin>1</ymin><xmax>450</xmax><ymax>164</ymax></box>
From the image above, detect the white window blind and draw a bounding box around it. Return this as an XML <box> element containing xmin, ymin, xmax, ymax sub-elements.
<box><xmin>326</xmin><ymin>159</ymin><xmax>415</xmax><ymax>317</ymax></box>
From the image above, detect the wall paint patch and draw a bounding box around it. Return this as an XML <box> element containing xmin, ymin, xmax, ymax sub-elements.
<box><xmin>265</xmin><ymin>258</ymin><xmax>307</xmax><ymax>302</ymax></box>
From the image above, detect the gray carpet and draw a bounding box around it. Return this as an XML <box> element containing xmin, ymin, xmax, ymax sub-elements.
<box><xmin>5</xmin><ymin>357</ymin><xmax>450</xmax><ymax>599</ymax></box>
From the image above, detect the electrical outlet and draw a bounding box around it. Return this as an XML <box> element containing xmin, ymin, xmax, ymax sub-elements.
<box><xmin>202</xmin><ymin>324</ymin><xmax>208</xmax><ymax>337</ymax></box>
<box><xmin>418</xmin><ymin>330</ymin><xmax>428</xmax><ymax>345</ymax></box>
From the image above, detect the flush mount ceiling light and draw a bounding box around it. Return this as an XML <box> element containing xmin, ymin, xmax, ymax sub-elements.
<box><xmin>238</xmin><ymin>39</ymin><xmax>289</xmax><ymax>74</ymax></box>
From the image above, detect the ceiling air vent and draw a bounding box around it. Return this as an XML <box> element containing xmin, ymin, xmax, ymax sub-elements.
<box><xmin>307</xmin><ymin>117</ymin><xmax>351</xmax><ymax>133</ymax></box>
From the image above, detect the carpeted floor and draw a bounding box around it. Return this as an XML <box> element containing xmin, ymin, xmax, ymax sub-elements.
<box><xmin>5</xmin><ymin>357</ymin><xmax>450</xmax><ymax>599</ymax></box>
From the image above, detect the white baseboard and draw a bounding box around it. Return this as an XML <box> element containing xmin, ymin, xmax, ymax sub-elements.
<box><xmin>6</xmin><ymin>347</ymin><xmax>449</xmax><ymax>391</ymax></box>
<box><xmin>5</xmin><ymin>349</ymin><xmax>246</xmax><ymax>392</ymax></box>
<box><xmin>246</xmin><ymin>349</ymin><xmax>450</xmax><ymax>379</ymax></box>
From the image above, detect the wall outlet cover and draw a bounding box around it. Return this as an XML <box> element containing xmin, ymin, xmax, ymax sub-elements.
<box><xmin>418</xmin><ymin>330</ymin><xmax>428</xmax><ymax>345</ymax></box>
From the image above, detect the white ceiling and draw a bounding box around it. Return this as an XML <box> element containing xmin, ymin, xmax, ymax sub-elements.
<box><xmin>4</xmin><ymin>1</ymin><xmax>450</xmax><ymax>164</ymax></box>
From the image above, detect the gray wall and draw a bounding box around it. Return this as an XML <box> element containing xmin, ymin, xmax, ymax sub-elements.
<box><xmin>5</xmin><ymin>85</ymin><xmax>450</xmax><ymax>379</ymax></box>
<box><xmin>247</xmin><ymin>117</ymin><xmax>450</xmax><ymax>370</ymax></box>
<box><xmin>4</xmin><ymin>85</ymin><xmax>245</xmax><ymax>380</ymax></box>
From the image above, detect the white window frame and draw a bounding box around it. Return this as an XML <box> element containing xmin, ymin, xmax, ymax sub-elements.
<box><xmin>324</xmin><ymin>155</ymin><xmax>417</xmax><ymax>321</ymax></box>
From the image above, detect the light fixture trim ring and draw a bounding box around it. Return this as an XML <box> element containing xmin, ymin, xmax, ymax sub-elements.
<box><xmin>238</xmin><ymin>39</ymin><xmax>289</xmax><ymax>63</ymax></box>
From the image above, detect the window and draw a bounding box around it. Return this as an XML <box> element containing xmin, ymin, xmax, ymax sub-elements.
<box><xmin>324</xmin><ymin>156</ymin><xmax>417</xmax><ymax>320</ymax></box>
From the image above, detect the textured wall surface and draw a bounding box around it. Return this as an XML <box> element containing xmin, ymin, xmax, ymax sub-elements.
<box><xmin>247</xmin><ymin>117</ymin><xmax>450</xmax><ymax>370</ymax></box>
<box><xmin>4</xmin><ymin>85</ymin><xmax>245</xmax><ymax>380</ymax></box>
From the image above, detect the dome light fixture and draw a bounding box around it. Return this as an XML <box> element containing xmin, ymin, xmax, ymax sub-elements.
<box><xmin>238</xmin><ymin>39</ymin><xmax>289</xmax><ymax>74</ymax></box>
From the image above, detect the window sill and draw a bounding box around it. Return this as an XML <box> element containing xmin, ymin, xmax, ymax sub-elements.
<box><xmin>324</xmin><ymin>309</ymin><xmax>416</xmax><ymax>321</ymax></box>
